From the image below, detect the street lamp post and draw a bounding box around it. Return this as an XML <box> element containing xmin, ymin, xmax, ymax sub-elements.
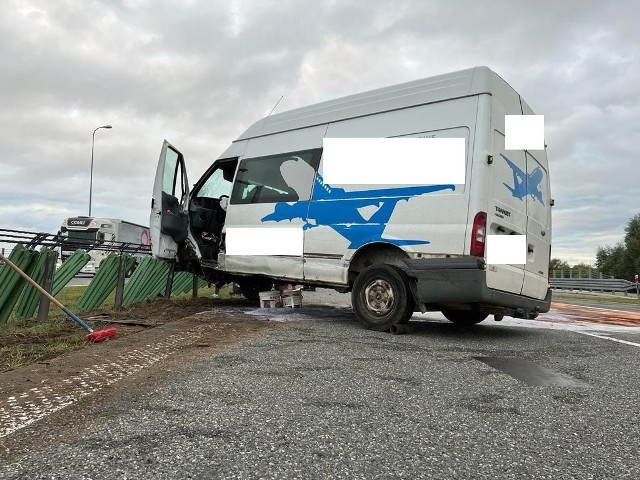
<box><xmin>89</xmin><ymin>125</ymin><xmax>112</xmax><ymax>217</ymax></box>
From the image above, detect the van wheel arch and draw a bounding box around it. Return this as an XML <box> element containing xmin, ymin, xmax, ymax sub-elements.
<box><xmin>348</xmin><ymin>243</ymin><xmax>410</xmax><ymax>284</ymax></box>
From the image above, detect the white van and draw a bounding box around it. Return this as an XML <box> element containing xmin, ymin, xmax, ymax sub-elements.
<box><xmin>150</xmin><ymin>66</ymin><xmax>552</xmax><ymax>331</ymax></box>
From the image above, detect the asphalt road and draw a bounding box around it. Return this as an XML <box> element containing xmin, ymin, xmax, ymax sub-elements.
<box><xmin>67</xmin><ymin>275</ymin><xmax>92</xmax><ymax>287</ymax></box>
<box><xmin>2</xmin><ymin>292</ymin><xmax>640</xmax><ymax>479</ymax></box>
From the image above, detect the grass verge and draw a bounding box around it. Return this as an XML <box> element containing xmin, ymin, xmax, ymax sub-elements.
<box><xmin>1</xmin><ymin>285</ymin><xmax>252</xmax><ymax>373</ymax></box>
<box><xmin>0</xmin><ymin>318</ymin><xmax>87</xmax><ymax>372</ymax></box>
<box><xmin>553</xmin><ymin>291</ymin><xmax>640</xmax><ymax>305</ymax></box>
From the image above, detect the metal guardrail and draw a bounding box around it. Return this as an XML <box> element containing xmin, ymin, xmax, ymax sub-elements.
<box><xmin>550</xmin><ymin>277</ymin><xmax>637</xmax><ymax>293</ymax></box>
<box><xmin>550</xmin><ymin>269</ymin><xmax>614</xmax><ymax>280</ymax></box>
<box><xmin>0</xmin><ymin>227</ymin><xmax>150</xmax><ymax>256</ymax></box>
<box><xmin>0</xmin><ymin>227</ymin><xmax>207</xmax><ymax>322</ymax></box>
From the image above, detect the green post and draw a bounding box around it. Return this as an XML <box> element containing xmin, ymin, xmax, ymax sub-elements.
<box><xmin>115</xmin><ymin>254</ymin><xmax>127</xmax><ymax>308</ymax></box>
<box><xmin>37</xmin><ymin>250</ymin><xmax>58</xmax><ymax>323</ymax></box>
<box><xmin>164</xmin><ymin>261</ymin><xmax>175</xmax><ymax>298</ymax></box>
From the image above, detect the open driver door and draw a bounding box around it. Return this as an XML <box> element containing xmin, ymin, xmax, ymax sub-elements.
<box><xmin>150</xmin><ymin>140</ymin><xmax>189</xmax><ymax>260</ymax></box>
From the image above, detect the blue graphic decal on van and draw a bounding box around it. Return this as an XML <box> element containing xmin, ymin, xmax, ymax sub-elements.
<box><xmin>261</xmin><ymin>174</ymin><xmax>455</xmax><ymax>249</ymax></box>
<box><xmin>501</xmin><ymin>154</ymin><xmax>544</xmax><ymax>205</ymax></box>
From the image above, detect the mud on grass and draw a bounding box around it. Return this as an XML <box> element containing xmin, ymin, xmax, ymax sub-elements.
<box><xmin>0</xmin><ymin>296</ymin><xmax>256</xmax><ymax>373</ymax></box>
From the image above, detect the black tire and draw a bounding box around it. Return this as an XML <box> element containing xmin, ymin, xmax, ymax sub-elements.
<box><xmin>351</xmin><ymin>265</ymin><xmax>415</xmax><ymax>331</ymax></box>
<box><xmin>442</xmin><ymin>309</ymin><xmax>488</xmax><ymax>325</ymax></box>
<box><xmin>237</xmin><ymin>278</ymin><xmax>273</xmax><ymax>302</ymax></box>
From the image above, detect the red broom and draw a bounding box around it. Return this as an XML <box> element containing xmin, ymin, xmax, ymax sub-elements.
<box><xmin>0</xmin><ymin>253</ymin><xmax>117</xmax><ymax>342</ymax></box>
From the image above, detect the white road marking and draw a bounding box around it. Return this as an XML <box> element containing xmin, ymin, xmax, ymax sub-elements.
<box><xmin>0</xmin><ymin>327</ymin><xmax>206</xmax><ymax>438</ymax></box>
<box><xmin>577</xmin><ymin>331</ymin><xmax>640</xmax><ymax>348</ymax></box>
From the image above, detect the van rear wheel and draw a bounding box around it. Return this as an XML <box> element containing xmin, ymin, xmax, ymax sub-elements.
<box><xmin>442</xmin><ymin>310</ymin><xmax>488</xmax><ymax>325</ymax></box>
<box><xmin>351</xmin><ymin>265</ymin><xmax>414</xmax><ymax>331</ymax></box>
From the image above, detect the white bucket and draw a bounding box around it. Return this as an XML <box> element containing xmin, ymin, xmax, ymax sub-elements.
<box><xmin>281</xmin><ymin>289</ymin><xmax>302</xmax><ymax>308</ymax></box>
<box><xmin>259</xmin><ymin>291</ymin><xmax>282</xmax><ymax>308</ymax></box>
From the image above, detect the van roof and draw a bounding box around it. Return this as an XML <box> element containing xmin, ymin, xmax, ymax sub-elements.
<box><xmin>236</xmin><ymin>66</ymin><xmax>518</xmax><ymax>141</ymax></box>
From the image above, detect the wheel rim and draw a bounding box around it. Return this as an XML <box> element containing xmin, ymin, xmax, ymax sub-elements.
<box><xmin>364</xmin><ymin>279</ymin><xmax>395</xmax><ymax>316</ymax></box>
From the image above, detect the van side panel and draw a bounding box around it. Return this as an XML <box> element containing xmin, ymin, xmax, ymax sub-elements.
<box><xmin>303</xmin><ymin>97</ymin><xmax>478</xmax><ymax>284</ymax></box>
<box><xmin>222</xmin><ymin>126</ymin><xmax>326</xmax><ymax>281</ymax></box>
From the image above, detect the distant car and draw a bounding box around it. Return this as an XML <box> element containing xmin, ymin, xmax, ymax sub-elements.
<box><xmin>79</xmin><ymin>263</ymin><xmax>96</xmax><ymax>276</ymax></box>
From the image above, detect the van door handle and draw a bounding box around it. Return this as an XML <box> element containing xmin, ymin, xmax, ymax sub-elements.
<box><xmin>541</xmin><ymin>230</ymin><xmax>546</xmax><ymax>236</ymax></box>
<box><xmin>528</xmin><ymin>244</ymin><xmax>534</xmax><ymax>253</ymax></box>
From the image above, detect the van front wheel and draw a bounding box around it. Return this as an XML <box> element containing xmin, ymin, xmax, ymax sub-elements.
<box><xmin>442</xmin><ymin>310</ymin><xmax>488</xmax><ymax>325</ymax></box>
<box><xmin>351</xmin><ymin>265</ymin><xmax>414</xmax><ymax>331</ymax></box>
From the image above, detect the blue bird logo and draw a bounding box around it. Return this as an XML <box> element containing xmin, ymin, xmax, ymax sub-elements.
<box><xmin>261</xmin><ymin>173</ymin><xmax>455</xmax><ymax>249</ymax></box>
<box><xmin>501</xmin><ymin>154</ymin><xmax>544</xmax><ymax>205</ymax></box>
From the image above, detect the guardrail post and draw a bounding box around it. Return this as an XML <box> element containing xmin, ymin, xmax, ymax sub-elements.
<box><xmin>114</xmin><ymin>254</ymin><xmax>127</xmax><ymax>308</ymax></box>
<box><xmin>164</xmin><ymin>261</ymin><xmax>175</xmax><ymax>298</ymax></box>
<box><xmin>192</xmin><ymin>273</ymin><xmax>198</xmax><ymax>298</ymax></box>
<box><xmin>636</xmin><ymin>283</ymin><xmax>639</xmax><ymax>300</ymax></box>
<box><xmin>37</xmin><ymin>250</ymin><xmax>58</xmax><ymax>323</ymax></box>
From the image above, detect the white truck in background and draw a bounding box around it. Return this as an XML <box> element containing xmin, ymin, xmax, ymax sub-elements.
<box><xmin>58</xmin><ymin>217</ymin><xmax>151</xmax><ymax>274</ymax></box>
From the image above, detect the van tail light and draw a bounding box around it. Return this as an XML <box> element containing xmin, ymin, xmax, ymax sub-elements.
<box><xmin>470</xmin><ymin>211</ymin><xmax>487</xmax><ymax>257</ymax></box>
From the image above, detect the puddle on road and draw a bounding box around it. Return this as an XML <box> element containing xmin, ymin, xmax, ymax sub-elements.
<box><xmin>476</xmin><ymin>357</ymin><xmax>589</xmax><ymax>387</ymax></box>
<box><xmin>245</xmin><ymin>305</ymin><xmax>354</xmax><ymax>323</ymax></box>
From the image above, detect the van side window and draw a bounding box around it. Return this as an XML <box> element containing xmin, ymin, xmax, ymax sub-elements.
<box><xmin>231</xmin><ymin>149</ymin><xmax>321</xmax><ymax>205</ymax></box>
<box><xmin>163</xmin><ymin>147</ymin><xmax>183</xmax><ymax>196</ymax></box>
<box><xmin>194</xmin><ymin>159</ymin><xmax>237</xmax><ymax>201</ymax></box>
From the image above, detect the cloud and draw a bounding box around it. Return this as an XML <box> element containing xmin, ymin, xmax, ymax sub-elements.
<box><xmin>1</xmin><ymin>0</ymin><xmax>639</xmax><ymax>266</ymax></box>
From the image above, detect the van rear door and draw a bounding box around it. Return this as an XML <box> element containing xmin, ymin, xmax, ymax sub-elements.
<box><xmin>150</xmin><ymin>140</ymin><xmax>189</xmax><ymax>260</ymax></box>
<box><xmin>486</xmin><ymin>130</ymin><xmax>527</xmax><ymax>295</ymax></box>
<box><xmin>521</xmin><ymin>150</ymin><xmax>551</xmax><ymax>298</ymax></box>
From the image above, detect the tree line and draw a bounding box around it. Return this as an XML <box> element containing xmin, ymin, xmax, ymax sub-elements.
<box><xmin>551</xmin><ymin>213</ymin><xmax>640</xmax><ymax>280</ymax></box>
<box><xmin>595</xmin><ymin>213</ymin><xmax>640</xmax><ymax>280</ymax></box>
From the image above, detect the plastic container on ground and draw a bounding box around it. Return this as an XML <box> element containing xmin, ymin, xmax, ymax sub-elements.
<box><xmin>281</xmin><ymin>289</ymin><xmax>302</xmax><ymax>308</ymax></box>
<box><xmin>259</xmin><ymin>291</ymin><xmax>282</xmax><ymax>308</ymax></box>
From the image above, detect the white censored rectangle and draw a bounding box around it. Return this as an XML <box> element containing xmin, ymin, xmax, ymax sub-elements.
<box><xmin>322</xmin><ymin>137</ymin><xmax>465</xmax><ymax>185</ymax></box>
<box><xmin>225</xmin><ymin>227</ymin><xmax>303</xmax><ymax>256</ymax></box>
<box><xmin>505</xmin><ymin>115</ymin><xmax>544</xmax><ymax>150</ymax></box>
<box><xmin>486</xmin><ymin>235</ymin><xmax>526</xmax><ymax>265</ymax></box>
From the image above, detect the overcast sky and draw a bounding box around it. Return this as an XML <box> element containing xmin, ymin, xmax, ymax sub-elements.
<box><xmin>1</xmin><ymin>0</ymin><xmax>638</xmax><ymax>265</ymax></box>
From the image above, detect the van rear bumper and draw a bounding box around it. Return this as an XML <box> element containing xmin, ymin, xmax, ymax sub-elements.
<box><xmin>401</xmin><ymin>257</ymin><xmax>551</xmax><ymax>317</ymax></box>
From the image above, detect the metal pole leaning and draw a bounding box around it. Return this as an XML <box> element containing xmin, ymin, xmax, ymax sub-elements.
<box><xmin>0</xmin><ymin>252</ymin><xmax>116</xmax><ymax>342</ymax></box>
